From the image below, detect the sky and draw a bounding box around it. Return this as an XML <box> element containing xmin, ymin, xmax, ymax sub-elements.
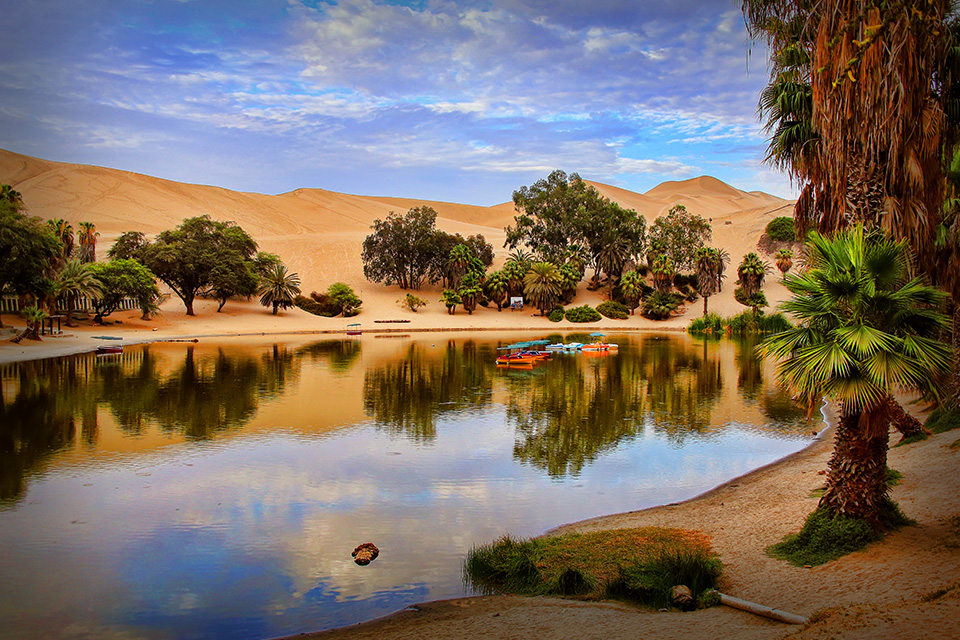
<box><xmin>0</xmin><ymin>0</ymin><xmax>791</xmax><ymax>206</ymax></box>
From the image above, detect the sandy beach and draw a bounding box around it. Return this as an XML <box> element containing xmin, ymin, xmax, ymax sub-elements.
<box><xmin>3</xmin><ymin>149</ymin><xmax>959</xmax><ymax>639</ymax></box>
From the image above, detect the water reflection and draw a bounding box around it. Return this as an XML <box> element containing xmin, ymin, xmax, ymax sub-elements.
<box><xmin>0</xmin><ymin>334</ymin><xmax>813</xmax><ymax>640</ymax></box>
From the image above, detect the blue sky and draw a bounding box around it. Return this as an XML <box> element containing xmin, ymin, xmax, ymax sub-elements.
<box><xmin>0</xmin><ymin>0</ymin><xmax>789</xmax><ymax>206</ymax></box>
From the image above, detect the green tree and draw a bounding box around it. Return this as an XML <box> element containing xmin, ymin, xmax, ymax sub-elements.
<box><xmin>737</xmin><ymin>252</ymin><xmax>770</xmax><ymax>297</ymax></box>
<box><xmin>0</xmin><ymin>195</ymin><xmax>60</xmax><ymax>327</ymax></box>
<box><xmin>108</xmin><ymin>231</ymin><xmax>147</xmax><ymax>260</ymax></box>
<box><xmin>506</xmin><ymin>170</ymin><xmax>644</xmax><ymax>267</ymax></box>
<box><xmin>775</xmin><ymin>248</ymin><xmax>794</xmax><ymax>279</ymax></box>
<box><xmin>327</xmin><ymin>282</ymin><xmax>362</xmax><ymax>316</ymax></box>
<box><xmin>258</xmin><ymin>263</ymin><xmax>301</xmax><ymax>315</ymax></box>
<box><xmin>135</xmin><ymin>216</ymin><xmax>259</xmax><ymax>316</ymax></box>
<box><xmin>88</xmin><ymin>259</ymin><xmax>160</xmax><ymax>323</ymax></box>
<box><xmin>759</xmin><ymin>227</ymin><xmax>951</xmax><ymax>529</ymax></box>
<box><xmin>523</xmin><ymin>262</ymin><xmax>562</xmax><ymax>316</ymax></box>
<box><xmin>208</xmin><ymin>255</ymin><xmax>259</xmax><ymax>312</ymax></box>
<box><xmin>648</xmin><ymin>205</ymin><xmax>712</xmax><ymax>272</ymax></box>
<box><xmin>651</xmin><ymin>254</ymin><xmax>675</xmax><ymax>293</ymax></box>
<box><xmin>53</xmin><ymin>259</ymin><xmax>102</xmax><ymax>326</ymax></box>
<box><xmin>484</xmin><ymin>270</ymin><xmax>509</xmax><ymax>311</ymax></box>
<box><xmin>362</xmin><ymin>206</ymin><xmax>439</xmax><ymax>290</ymax></box>
<box><xmin>439</xmin><ymin>289</ymin><xmax>461</xmax><ymax>314</ymax></box>
<box><xmin>619</xmin><ymin>269</ymin><xmax>645</xmax><ymax>315</ymax></box>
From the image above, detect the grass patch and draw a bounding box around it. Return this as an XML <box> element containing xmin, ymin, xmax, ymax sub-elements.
<box><xmin>951</xmin><ymin>438</ymin><xmax>960</xmax><ymax>450</ymax></box>
<box><xmin>925</xmin><ymin>407</ymin><xmax>960</xmax><ymax>434</ymax></box>
<box><xmin>464</xmin><ymin>527</ymin><xmax>721</xmax><ymax>608</ymax></box>
<box><xmin>893</xmin><ymin>432</ymin><xmax>928</xmax><ymax>447</ymax></box>
<box><xmin>768</xmin><ymin>501</ymin><xmax>913</xmax><ymax>567</ymax></box>
<box><xmin>885</xmin><ymin>467</ymin><xmax>903</xmax><ymax>487</ymax></box>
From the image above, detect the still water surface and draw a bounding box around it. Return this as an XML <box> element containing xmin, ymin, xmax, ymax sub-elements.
<box><xmin>0</xmin><ymin>333</ymin><xmax>813</xmax><ymax>639</ymax></box>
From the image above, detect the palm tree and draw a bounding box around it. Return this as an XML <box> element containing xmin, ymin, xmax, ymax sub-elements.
<box><xmin>775</xmin><ymin>248</ymin><xmax>793</xmax><ymax>279</ymax></box>
<box><xmin>446</xmin><ymin>244</ymin><xmax>471</xmax><ymax>289</ymax></box>
<box><xmin>737</xmin><ymin>252</ymin><xmax>770</xmax><ymax>297</ymax></box>
<box><xmin>619</xmin><ymin>269</ymin><xmax>645</xmax><ymax>315</ymax></box>
<box><xmin>484</xmin><ymin>270</ymin><xmax>508</xmax><ymax>311</ymax></box>
<box><xmin>258</xmin><ymin>264</ymin><xmax>301</xmax><ymax>315</ymax></box>
<box><xmin>759</xmin><ymin>226</ymin><xmax>951</xmax><ymax>529</ymax></box>
<box><xmin>439</xmin><ymin>289</ymin><xmax>461</xmax><ymax>315</ymax></box>
<box><xmin>46</xmin><ymin>218</ymin><xmax>74</xmax><ymax>262</ymax></box>
<box><xmin>650</xmin><ymin>254</ymin><xmax>674</xmax><ymax>293</ymax></box>
<box><xmin>1</xmin><ymin>184</ymin><xmax>23</xmax><ymax>205</ymax></box>
<box><xmin>54</xmin><ymin>259</ymin><xmax>102</xmax><ymax>326</ymax></box>
<box><xmin>596</xmin><ymin>236</ymin><xmax>631</xmax><ymax>285</ymax></box>
<box><xmin>458</xmin><ymin>272</ymin><xmax>483</xmax><ymax>314</ymax></box>
<box><xmin>557</xmin><ymin>263</ymin><xmax>580</xmax><ymax>303</ymax></box>
<box><xmin>78</xmin><ymin>222</ymin><xmax>99</xmax><ymax>263</ymax></box>
<box><xmin>502</xmin><ymin>260</ymin><xmax>527</xmax><ymax>300</ymax></box>
<box><xmin>523</xmin><ymin>262</ymin><xmax>562</xmax><ymax>316</ymax></box>
<box><xmin>20</xmin><ymin>306</ymin><xmax>48</xmax><ymax>341</ymax></box>
<box><xmin>695</xmin><ymin>247</ymin><xmax>720</xmax><ymax>316</ymax></box>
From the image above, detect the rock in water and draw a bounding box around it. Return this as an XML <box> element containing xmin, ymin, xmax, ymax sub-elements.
<box><xmin>671</xmin><ymin>585</ymin><xmax>694</xmax><ymax>611</ymax></box>
<box><xmin>352</xmin><ymin>543</ymin><xmax>380</xmax><ymax>566</ymax></box>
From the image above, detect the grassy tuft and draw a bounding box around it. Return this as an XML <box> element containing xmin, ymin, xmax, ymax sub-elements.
<box><xmin>769</xmin><ymin>502</ymin><xmax>913</xmax><ymax>566</ymax></box>
<box><xmin>885</xmin><ymin>467</ymin><xmax>903</xmax><ymax>487</ymax></box>
<box><xmin>893</xmin><ymin>432</ymin><xmax>928</xmax><ymax>447</ymax></box>
<box><xmin>925</xmin><ymin>407</ymin><xmax>960</xmax><ymax>434</ymax></box>
<box><xmin>687</xmin><ymin>313</ymin><xmax>724</xmax><ymax>335</ymax></box>
<box><xmin>464</xmin><ymin>527</ymin><xmax>720</xmax><ymax>608</ymax></box>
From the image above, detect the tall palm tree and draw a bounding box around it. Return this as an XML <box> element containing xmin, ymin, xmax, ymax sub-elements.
<box><xmin>523</xmin><ymin>262</ymin><xmax>562</xmax><ymax>316</ymax></box>
<box><xmin>650</xmin><ymin>254</ymin><xmax>674</xmax><ymax>293</ymax></box>
<box><xmin>78</xmin><ymin>222</ymin><xmax>99</xmax><ymax>264</ymax></box>
<box><xmin>458</xmin><ymin>272</ymin><xmax>482</xmax><ymax>315</ymax></box>
<box><xmin>695</xmin><ymin>247</ymin><xmax>720</xmax><ymax>316</ymax></box>
<box><xmin>446</xmin><ymin>244</ymin><xmax>471</xmax><ymax>289</ymax></box>
<box><xmin>737</xmin><ymin>252</ymin><xmax>770</xmax><ymax>297</ymax></box>
<box><xmin>619</xmin><ymin>269</ymin><xmax>645</xmax><ymax>315</ymax></box>
<box><xmin>484</xmin><ymin>270</ymin><xmax>508</xmax><ymax>311</ymax></box>
<box><xmin>54</xmin><ymin>259</ymin><xmax>102</xmax><ymax>326</ymax></box>
<box><xmin>46</xmin><ymin>218</ymin><xmax>74</xmax><ymax>263</ymax></box>
<box><xmin>557</xmin><ymin>263</ymin><xmax>581</xmax><ymax>303</ymax></box>
<box><xmin>759</xmin><ymin>226</ymin><xmax>951</xmax><ymax>529</ymax></box>
<box><xmin>258</xmin><ymin>264</ymin><xmax>301</xmax><ymax>315</ymax></box>
<box><xmin>503</xmin><ymin>260</ymin><xmax>527</xmax><ymax>300</ymax></box>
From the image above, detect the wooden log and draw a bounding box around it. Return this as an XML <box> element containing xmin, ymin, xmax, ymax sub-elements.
<box><xmin>719</xmin><ymin>593</ymin><xmax>809</xmax><ymax>625</ymax></box>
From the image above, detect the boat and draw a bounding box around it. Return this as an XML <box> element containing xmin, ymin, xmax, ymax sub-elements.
<box><xmin>93</xmin><ymin>335</ymin><xmax>123</xmax><ymax>355</ymax></box>
<box><xmin>495</xmin><ymin>352</ymin><xmax>540</xmax><ymax>365</ymax></box>
<box><xmin>346</xmin><ymin>323</ymin><xmax>362</xmax><ymax>336</ymax></box>
<box><xmin>581</xmin><ymin>333</ymin><xmax>618</xmax><ymax>352</ymax></box>
<box><xmin>495</xmin><ymin>341</ymin><xmax>552</xmax><ymax>364</ymax></box>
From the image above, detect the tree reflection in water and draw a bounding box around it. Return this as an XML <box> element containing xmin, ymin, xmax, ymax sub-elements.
<box><xmin>363</xmin><ymin>340</ymin><xmax>494</xmax><ymax>442</ymax></box>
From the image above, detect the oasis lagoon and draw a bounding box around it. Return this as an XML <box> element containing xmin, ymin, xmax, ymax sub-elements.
<box><xmin>0</xmin><ymin>332</ymin><xmax>814</xmax><ymax>640</ymax></box>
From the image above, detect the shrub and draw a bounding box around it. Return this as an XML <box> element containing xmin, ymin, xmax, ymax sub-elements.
<box><xmin>765</xmin><ymin>216</ymin><xmax>796</xmax><ymax>242</ymax></box>
<box><xmin>400</xmin><ymin>293</ymin><xmax>427</xmax><ymax>312</ymax></box>
<box><xmin>605</xmin><ymin>547</ymin><xmax>722</xmax><ymax>608</ymax></box>
<box><xmin>673</xmin><ymin>273</ymin><xmax>699</xmax><ymax>289</ymax></box>
<box><xmin>597</xmin><ymin>300</ymin><xmax>629</xmax><ymax>320</ymax></box>
<box><xmin>924</xmin><ymin>406</ymin><xmax>960</xmax><ymax>434</ymax></box>
<box><xmin>676</xmin><ymin>283</ymin><xmax>699</xmax><ymax>302</ymax></box>
<box><xmin>687</xmin><ymin>313</ymin><xmax>724</xmax><ymax>335</ymax></box>
<box><xmin>641</xmin><ymin>292</ymin><xmax>681</xmax><ymax>320</ymax></box>
<box><xmin>548</xmin><ymin>306</ymin><xmax>565</xmax><ymax>322</ymax></box>
<box><xmin>725</xmin><ymin>311</ymin><xmax>792</xmax><ymax>336</ymax></box>
<box><xmin>565</xmin><ymin>305</ymin><xmax>602</xmax><ymax>323</ymax></box>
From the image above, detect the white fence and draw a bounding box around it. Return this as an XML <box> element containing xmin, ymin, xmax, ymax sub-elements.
<box><xmin>0</xmin><ymin>295</ymin><xmax>140</xmax><ymax>314</ymax></box>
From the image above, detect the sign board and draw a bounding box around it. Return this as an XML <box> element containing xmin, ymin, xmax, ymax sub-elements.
<box><xmin>510</xmin><ymin>297</ymin><xmax>524</xmax><ymax>310</ymax></box>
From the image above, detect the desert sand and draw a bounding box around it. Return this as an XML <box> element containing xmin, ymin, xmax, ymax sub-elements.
<box><xmin>2</xmin><ymin>149</ymin><xmax>958</xmax><ymax>640</ymax></box>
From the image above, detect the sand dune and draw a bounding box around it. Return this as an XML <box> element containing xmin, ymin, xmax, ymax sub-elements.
<box><xmin>0</xmin><ymin>147</ymin><xmax>796</xmax><ymax>337</ymax></box>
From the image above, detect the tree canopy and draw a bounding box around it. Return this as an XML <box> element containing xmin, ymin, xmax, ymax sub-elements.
<box><xmin>88</xmin><ymin>259</ymin><xmax>160</xmax><ymax>323</ymax></box>
<box><xmin>362</xmin><ymin>206</ymin><xmax>440</xmax><ymax>290</ymax></box>
<box><xmin>0</xmin><ymin>192</ymin><xmax>60</xmax><ymax>326</ymax></box>
<box><xmin>648</xmin><ymin>205</ymin><xmax>712</xmax><ymax>272</ymax></box>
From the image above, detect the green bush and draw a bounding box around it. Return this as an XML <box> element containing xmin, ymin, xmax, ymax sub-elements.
<box><xmin>925</xmin><ymin>407</ymin><xmax>960</xmax><ymax>434</ymax></box>
<box><xmin>687</xmin><ymin>313</ymin><xmax>724</xmax><ymax>335</ymax></box>
<box><xmin>766</xmin><ymin>216</ymin><xmax>796</xmax><ymax>242</ymax></box>
<box><xmin>605</xmin><ymin>548</ymin><xmax>722</xmax><ymax>608</ymax></box>
<box><xmin>673</xmin><ymin>273</ymin><xmax>699</xmax><ymax>289</ymax></box>
<box><xmin>597</xmin><ymin>300</ymin><xmax>629</xmax><ymax>320</ymax></box>
<box><xmin>548</xmin><ymin>306</ymin><xmax>565</xmax><ymax>322</ymax></box>
<box><xmin>641</xmin><ymin>292</ymin><xmax>681</xmax><ymax>320</ymax></box>
<box><xmin>677</xmin><ymin>283</ymin><xmax>699</xmax><ymax>302</ymax></box>
<box><xmin>565</xmin><ymin>305</ymin><xmax>602</xmax><ymax>323</ymax></box>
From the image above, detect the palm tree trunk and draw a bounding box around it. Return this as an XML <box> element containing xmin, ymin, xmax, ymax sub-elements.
<box><xmin>819</xmin><ymin>409</ymin><xmax>890</xmax><ymax>530</ymax></box>
<box><xmin>885</xmin><ymin>396</ymin><xmax>930</xmax><ymax>438</ymax></box>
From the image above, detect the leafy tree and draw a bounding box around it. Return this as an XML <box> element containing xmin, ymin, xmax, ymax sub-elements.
<box><xmin>258</xmin><ymin>263</ymin><xmax>301</xmax><ymax>315</ymax></box>
<box><xmin>327</xmin><ymin>282</ymin><xmax>362</xmax><ymax>316</ymax></box>
<box><xmin>648</xmin><ymin>205</ymin><xmax>712</xmax><ymax>272</ymax></box>
<box><xmin>135</xmin><ymin>216</ymin><xmax>259</xmax><ymax>315</ymax></box>
<box><xmin>53</xmin><ymin>259</ymin><xmax>102</xmax><ymax>326</ymax></box>
<box><xmin>400</xmin><ymin>293</ymin><xmax>427</xmax><ymax>312</ymax></box>
<box><xmin>458</xmin><ymin>272</ymin><xmax>484</xmax><ymax>315</ymax></box>
<box><xmin>209</xmin><ymin>256</ymin><xmax>259</xmax><ymax>312</ymax></box>
<box><xmin>523</xmin><ymin>262</ymin><xmax>562</xmax><ymax>316</ymax></box>
<box><xmin>88</xmin><ymin>259</ymin><xmax>160</xmax><ymax>323</ymax></box>
<box><xmin>362</xmin><ymin>206</ymin><xmax>439</xmax><ymax>290</ymax></box>
<box><xmin>766</xmin><ymin>216</ymin><xmax>796</xmax><ymax>242</ymax></box>
<box><xmin>0</xmin><ymin>195</ymin><xmax>60</xmax><ymax>327</ymax></box>
<box><xmin>108</xmin><ymin>231</ymin><xmax>147</xmax><ymax>260</ymax></box>
<box><xmin>506</xmin><ymin>170</ymin><xmax>644</xmax><ymax>269</ymax></box>
<box><xmin>439</xmin><ymin>289</ymin><xmax>461</xmax><ymax>315</ymax></box>
<box><xmin>619</xmin><ymin>269</ymin><xmax>645</xmax><ymax>315</ymax></box>
<box><xmin>775</xmin><ymin>248</ymin><xmax>794</xmax><ymax>278</ymax></box>
<box><xmin>759</xmin><ymin>227</ymin><xmax>951</xmax><ymax>529</ymax></box>
<box><xmin>78</xmin><ymin>222</ymin><xmax>99</xmax><ymax>264</ymax></box>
